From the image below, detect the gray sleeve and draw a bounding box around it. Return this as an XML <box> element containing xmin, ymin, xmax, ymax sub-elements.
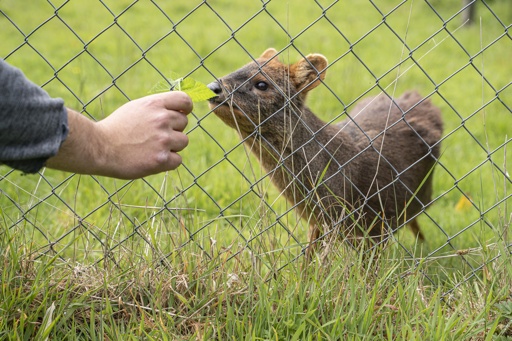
<box><xmin>0</xmin><ymin>59</ymin><xmax>69</xmax><ymax>173</ymax></box>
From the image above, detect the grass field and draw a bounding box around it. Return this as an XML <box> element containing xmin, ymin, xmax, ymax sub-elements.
<box><xmin>1</xmin><ymin>0</ymin><xmax>511</xmax><ymax>339</ymax></box>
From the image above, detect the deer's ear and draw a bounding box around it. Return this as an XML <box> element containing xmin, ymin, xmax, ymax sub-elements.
<box><xmin>260</xmin><ymin>48</ymin><xmax>279</xmax><ymax>60</ymax></box>
<box><xmin>290</xmin><ymin>54</ymin><xmax>328</xmax><ymax>93</ymax></box>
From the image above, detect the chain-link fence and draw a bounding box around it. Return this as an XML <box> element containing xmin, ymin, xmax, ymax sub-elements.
<box><xmin>1</xmin><ymin>0</ymin><xmax>511</xmax><ymax>294</ymax></box>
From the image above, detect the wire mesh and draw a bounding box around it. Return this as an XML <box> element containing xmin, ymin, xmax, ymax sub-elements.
<box><xmin>1</xmin><ymin>0</ymin><xmax>511</xmax><ymax>294</ymax></box>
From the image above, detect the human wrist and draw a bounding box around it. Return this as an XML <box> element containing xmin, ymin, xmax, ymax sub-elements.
<box><xmin>46</xmin><ymin>109</ymin><xmax>110</xmax><ymax>176</ymax></box>
<box><xmin>87</xmin><ymin>120</ymin><xmax>112</xmax><ymax>176</ymax></box>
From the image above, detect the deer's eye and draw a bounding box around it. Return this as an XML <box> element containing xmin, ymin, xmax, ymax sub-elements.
<box><xmin>254</xmin><ymin>81</ymin><xmax>269</xmax><ymax>91</ymax></box>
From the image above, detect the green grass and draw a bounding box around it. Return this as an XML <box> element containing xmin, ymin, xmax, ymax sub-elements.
<box><xmin>1</xmin><ymin>0</ymin><xmax>511</xmax><ymax>339</ymax></box>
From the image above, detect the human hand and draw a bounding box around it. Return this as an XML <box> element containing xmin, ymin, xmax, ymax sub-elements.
<box><xmin>95</xmin><ymin>91</ymin><xmax>193</xmax><ymax>178</ymax></box>
<box><xmin>46</xmin><ymin>91</ymin><xmax>193</xmax><ymax>179</ymax></box>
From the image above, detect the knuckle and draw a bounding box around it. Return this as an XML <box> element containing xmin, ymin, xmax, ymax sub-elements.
<box><xmin>152</xmin><ymin>150</ymin><xmax>181</xmax><ymax>170</ymax></box>
<box><xmin>179</xmin><ymin>134</ymin><xmax>189</xmax><ymax>149</ymax></box>
<box><xmin>170</xmin><ymin>132</ymin><xmax>189</xmax><ymax>151</ymax></box>
<box><xmin>168</xmin><ymin>111</ymin><xmax>189</xmax><ymax>131</ymax></box>
<box><xmin>174</xmin><ymin>91</ymin><xmax>193</xmax><ymax>112</ymax></box>
<box><xmin>144</xmin><ymin>95</ymin><xmax>166</xmax><ymax>108</ymax></box>
<box><xmin>157</xmin><ymin>131</ymin><xmax>173</xmax><ymax>145</ymax></box>
<box><xmin>178</xmin><ymin>112</ymin><xmax>189</xmax><ymax>127</ymax></box>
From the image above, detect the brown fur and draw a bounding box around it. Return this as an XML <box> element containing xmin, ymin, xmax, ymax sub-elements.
<box><xmin>208</xmin><ymin>48</ymin><xmax>443</xmax><ymax>255</ymax></box>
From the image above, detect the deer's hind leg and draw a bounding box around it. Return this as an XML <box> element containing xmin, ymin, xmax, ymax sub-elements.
<box><xmin>305</xmin><ymin>224</ymin><xmax>321</xmax><ymax>260</ymax></box>
<box><xmin>408</xmin><ymin>218</ymin><xmax>425</xmax><ymax>241</ymax></box>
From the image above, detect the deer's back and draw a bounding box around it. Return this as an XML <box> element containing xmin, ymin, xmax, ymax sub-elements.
<box><xmin>332</xmin><ymin>91</ymin><xmax>443</xmax><ymax>232</ymax></box>
<box><xmin>342</xmin><ymin>91</ymin><xmax>442</xmax><ymax>147</ymax></box>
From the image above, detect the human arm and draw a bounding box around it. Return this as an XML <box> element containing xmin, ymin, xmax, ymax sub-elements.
<box><xmin>1</xmin><ymin>59</ymin><xmax>193</xmax><ymax>179</ymax></box>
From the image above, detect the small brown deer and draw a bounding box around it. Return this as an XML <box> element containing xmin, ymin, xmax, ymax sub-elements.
<box><xmin>207</xmin><ymin>48</ymin><xmax>443</xmax><ymax>254</ymax></box>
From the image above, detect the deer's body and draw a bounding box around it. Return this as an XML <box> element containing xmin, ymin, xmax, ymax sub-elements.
<box><xmin>208</xmin><ymin>48</ymin><xmax>443</xmax><ymax>251</ymax></box>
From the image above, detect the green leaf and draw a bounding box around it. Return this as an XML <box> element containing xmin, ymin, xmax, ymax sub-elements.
<box><xmin>150</xmin><ymin>73</ymin><xmax>216</xmax><ymax>103</ymax></box>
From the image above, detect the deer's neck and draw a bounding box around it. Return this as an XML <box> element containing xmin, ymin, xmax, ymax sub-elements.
<box><xmin>242</xmin><ymin>106</ymin><xmax>354</xmax><ymax>194</ymax></box>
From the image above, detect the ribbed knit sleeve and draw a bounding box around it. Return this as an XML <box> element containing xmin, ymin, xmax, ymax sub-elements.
<box><xmin>0</xmin><ymin>59</ymin><xmax>69</xmax><ymax>173</ymax></box>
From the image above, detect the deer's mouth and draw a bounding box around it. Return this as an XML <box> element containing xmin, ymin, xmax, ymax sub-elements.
<box><xmin>208</xmin><ymin>100</ymin><xmax>256</xmax><ymax>132</ymax></box>
<box><xmin>208</xmin><ymin>99</ymin><xmax>240</xmax><ymax>117</ymax></box>
<box><xmin>207</xmin><ymin>95</ymin><xmax>233</xmax><ymax>110</ymax></box>
<box><xmin>207</xmin><ymin>96</ymin><xmax>223</xmax><ymax>106</ymax></box>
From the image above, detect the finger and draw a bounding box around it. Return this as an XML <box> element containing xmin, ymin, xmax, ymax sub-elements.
<box><xmin>159</xmin><ymin>91</ymin><xmax>193</xmax><ymax>114</ymax></box>
<box><xmin>150</xmin><ymin>150</ymin><xmax>184</xmax><ymax>173</ymax></box>
<box><xmin>168</xmin><ymin>131</ymin><xmax>189</xmax><ymax>152</ymax></box>
<box><xmin>168</xmin><ymin>110</ymin><xmax>189</xmax><ymax>132</ymax></box>
<box><xmin>163</xmin><ymin>152</ymin><xmax>183</xmax><ymax>171</ymax></box>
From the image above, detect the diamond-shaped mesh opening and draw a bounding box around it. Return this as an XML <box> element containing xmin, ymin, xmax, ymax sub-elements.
<box><xmin>351</xmin><ymin>24</ymin><xmax>411</xmax><ymax>81</ymax></box>
<box><xmin>84</xmin><ymin>26</ymin><xmax>141</xmax><ymax>79</ymax></box>
<box><xmin>438</xmin><ymin>65</ymin><xmax>500</xmax><ymax>119</ymax></box>
<box><xmin>109</xmin><ymin>59</ymin><xmax>164</xmax><ymax>99</ymax></box>
<box><xmin>2</xmin><ymin>45</ymin><xmax>56</xmax><ymax>86</ymax></box>
<box><xmin>205</xmin><ymin>2</ymin><xmax>270</xmax><ymax>34</ymax></box>
<box><xmin>322</xmin><ymin>1</ymin><xmax>384</xmax><ymax>44</ymax></box>
<box><xmin>412</xmin><ymin>34</ymin><xmax>472</xmax><ymax>88</ymax></box>
<box><xmin>472</xmin><ymin>1</ymin><xmax>512</xmax><ymax>29</ymax></box>
<box><xmin>142</xmin><ymin>35</ymin><xmax>200</xmax><ymax>80</ymax></box>
<box><xmin>55</xmin><ymin>1</ymin><xmax>115</xmax><ymax>43</ymax></box>
<box><xmin>469</xmin><ymin>36</ymin><xmax>512</xmax><ymax>93</ymax></box>
<box><xmin>321</xmin><ymin>52</ymin><xmax>381</xmax><ymax>108</ymax></box>
<box><xmin>233</xmin><ymin>16</ymin><xmax>291</xmax><ymax>57</ymax></box>
<box><xmin>1</xmin><ymin>1</ymin><xmax>57</xmax><ymax>37</ymax></box>
<box><xmin>384</xmin><ymin>1</ymin><xmax>442</xmax><ymax>48</ymax></box>
<box><xmin>24</xmin><ymin>19</ymin><xmax>83</xmax><ymax>69</ymax></box>
<box><xmin>111</xmin><ymin>2</ymin><xmax>175</xmax><ymax>51</ymax></box>
<box><xmin>1</xmin><ymin>17</ymin><xmax>26</xmax><ymax>54</ymax></box>
<box><xmin>47</xmin><ymin>52</ymin><xmax>116</xmax><ymax>107</ymax></box>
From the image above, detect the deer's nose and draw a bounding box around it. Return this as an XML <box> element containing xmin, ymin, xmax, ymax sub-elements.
<box><xmin>207</xmin><ymin>81</ymin><xmax>223</xmax><ymax>95</ymax></box>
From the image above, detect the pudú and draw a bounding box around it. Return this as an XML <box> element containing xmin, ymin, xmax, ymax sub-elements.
<box><xmin>207</xmin><ymin>48</ymin><xmax>443</xmax><ymax>254</ymax></box>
